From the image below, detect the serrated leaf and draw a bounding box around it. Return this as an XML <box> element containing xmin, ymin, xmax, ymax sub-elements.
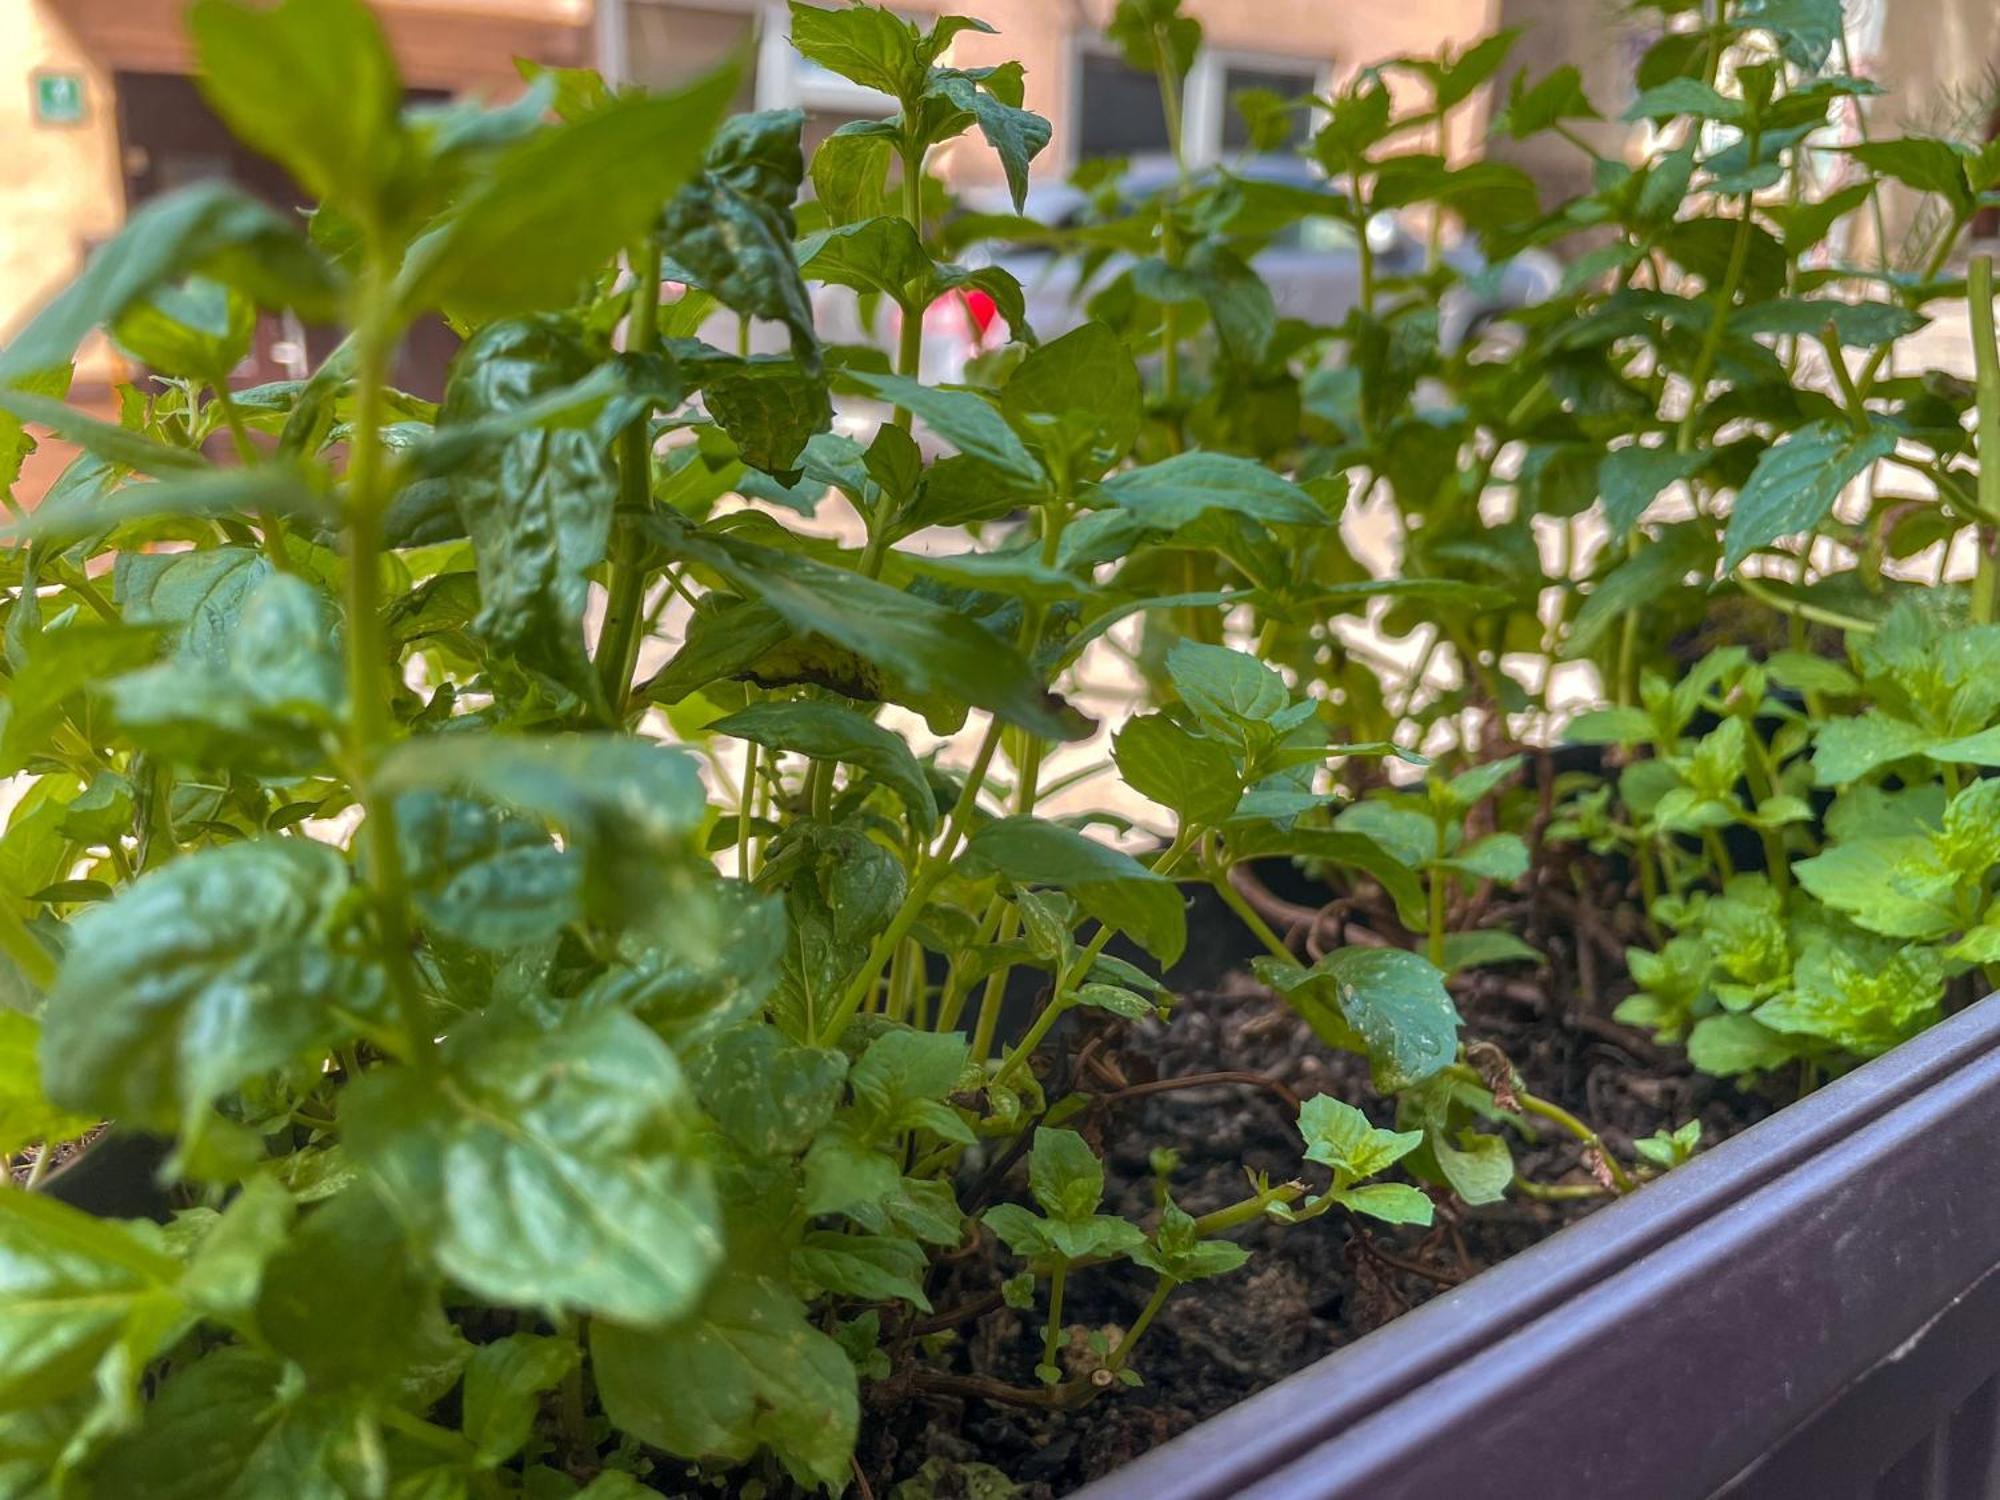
<box><xmin>1099</xmin><ymin>450</ymin><xmax>1322</xmax><ymax>531</ymax></box>
<box><xmin>841</xmin><ymin>371</ymin><xmax>1046</xmax><ymax>487</ymax></box>
<box><xmin>592</xmin><ymin>1268</ymin><xmax>857</xmax><ymax>1490</ymax></box>
<box><xmin>346</xmin><ymin>1008</ymin><xmax>722</xmax><ymax>1325</ymax></box>
<box><xmin>1258</xmin><ymin>948</ymin><xmax>1460</xmax><ymax>1091</ymax></box>
<box><xmin>961</xmin><ymin>817</ymin><xmax>1185</xmax><ymax>965</ymax></box>
<box><xmin>463</xmin><ymin>1334</ymin><xmax>579</xmax><ymax>1468</ymax></box>
<box><xmin>1723</xmin><ymin>420</ymin><xmax>1898</xmax><ymax>571</ymax></box>
<box><xmin>1113</xmin><ymin>713</ymin><xmax>1241</xmax><ymax>826</ymax></box>
<box><xmin>40</xmin><ymin>839</ymin><xmax>358</xmax><ymax>1135</ymax></box>
<box><xmin>0</xmin><ymin>1189</ymin><xmax>185</xmax><ymax>1412</ymax></box>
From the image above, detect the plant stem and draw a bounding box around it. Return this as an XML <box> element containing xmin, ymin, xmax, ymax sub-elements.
<box><xmin>1041</xmin><ymin>1261</ymin><xmax>1068</xmax><ymax>1378</ymax></box>
<box><xmin>1105</xmin><ymin>1276</ymin><xmax>1176</xmax><ymax>1373</ymax></box>
<box><xmin>1449</xmin><ymin>1062</ymin><xmax>1633</xmax><ymax>1193</ymax></box>
<box><xmin>1209</xmin><ymin>862</ymin><xmax>1293</xmax><ymax>964</ymax></box>
<box><xmin>736</xmin><ymin>737</ymin><xmax>760</xmax><ymax>877</ymax></box>
<box><xmin>598</xmin><ymin>238</ymin><xmax>663</xmax><ymax>718</ymax></box>
<box><xmin>1190</xmin><ymin>1180</ymin><xmax>1305</xmax><ymax>1235</ymax></box>
<box><xmin>1969</xmin><ymin>254</ymin><xmax>2000</xmax><ymax>625</ymax></box>
<box><xmin>344</xmin><ymin>281</ymin><xmax>433</xmax><ymax>1073</ymax></box>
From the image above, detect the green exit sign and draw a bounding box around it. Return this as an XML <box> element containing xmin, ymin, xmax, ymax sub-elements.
<box><xmin>32</xmin><ymin>72</ymin><xmax>86</xmax><ymax>126</ymax></box>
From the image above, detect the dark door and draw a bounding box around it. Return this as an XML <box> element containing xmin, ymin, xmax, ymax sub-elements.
<box><xmin>113</xmin><ymin>71</ymin><xmax>460</xmax><ymax>398</ymax></box>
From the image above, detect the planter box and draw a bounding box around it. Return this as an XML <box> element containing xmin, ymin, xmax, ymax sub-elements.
<box><xmin>1076</xmin><ymin>992</ymin><xmax>2000</xmax><ymax>1500</ymax></box>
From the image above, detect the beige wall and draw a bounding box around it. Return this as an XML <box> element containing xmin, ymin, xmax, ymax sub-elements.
<box><xmin>951</xmin><ymin>0</ymin><xmax>1503</xmax><ymax>182</ymax></box>
<box><xmin>1</xmin><ymin>3</ymin><xmax>126</xmax><ymax>372</ymax></box>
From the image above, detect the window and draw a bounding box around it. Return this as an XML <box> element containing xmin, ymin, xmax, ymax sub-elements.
<box><xmin>1075</xmin><ymin>51</ymin><xmax>1174</xmax><ymax>161</ymax></box>
<box><xmin>1073</xmin><ymin>41</ymin><xmax>1325</xmax><ymax>169</ymax></box>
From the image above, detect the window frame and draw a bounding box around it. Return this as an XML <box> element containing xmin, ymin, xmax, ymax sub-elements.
<box><xmin>1065</xmin><ymin>34</ymin><xmax>1331</xmax><ymax>172</ymax></box>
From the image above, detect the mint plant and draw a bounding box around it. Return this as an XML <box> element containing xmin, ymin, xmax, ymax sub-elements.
<box><xmin>4</xmin><ymin>0</ymin><xmax>1996</xmax><ymax>1490</ymax></box>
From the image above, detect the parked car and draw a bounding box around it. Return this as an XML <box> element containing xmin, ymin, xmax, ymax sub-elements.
<box><xmin>949</xmin><ymin>154</ymin><xmax>1561</xmax><ymax>365</ymax></box>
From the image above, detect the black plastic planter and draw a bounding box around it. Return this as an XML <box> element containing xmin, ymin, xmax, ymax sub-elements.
<box><xmin>1075</xmin><ymin>992</ymin><xmax>2000</xmax><ymax>1500</ymax></box>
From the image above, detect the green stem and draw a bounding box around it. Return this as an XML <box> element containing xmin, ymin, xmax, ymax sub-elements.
<box><xmin>1106</xmin><ymin>1277</ymin><xmax>1176</xmax><ymax>1373</ymax></box>
<box><xmin>1450</xmin><ymin>1062</ymin><xmax>1633</xmax><ymax>1193</ymax></box>
<box><xmin>1042</xmin><ymin>1261</ymin><xmax>1068</xmax><ymax>1378</ymax></box>
<box><xmin>1209</xmin><ymin>860</ymin><xmax>1293</xmax><ymax>965</ymax></box>
<box><xmin>598</xmin><ymin>238</ymin><xmax>663</xmax><ymax>719</ymax></box>
<box><xmin>1190</xmin><ymin>1180</ymin><xmax>1304</xmax><ymax>1235</ymax></box>
<box><xmin>344</xmin><ymin>283</ymin><xmax>433</xmax><ymax>1072</ymax></box>
<box><xmin>1426</xmin><ymin>823</ymin><xmax>1448</xmax><ymax>969</ymax></box>
<box><xmin>735</xmin><ymin>737</ymin><xmax>760</xmax><ymax>876</ymax></box>
<box><xmin>1969</xmin><ymin>255</ymin><xmax>2000</xmax><ymax>625</ymax></box>
<box><xmin>989</xmin><ymin>830</ymin><xmax>1196</xmax><ymax>1092</ymax></box>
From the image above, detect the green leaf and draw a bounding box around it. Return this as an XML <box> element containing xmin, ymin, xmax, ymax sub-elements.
<box><xmin>787</xmin><ymin>0</ymin><xmax>923</xmax><ymax>100</ymax></box>
<box><xmin>1001</xmin><ymin>322</ymin><xmax>1141</xmax><ymax>479</ymax></box>
<box><xmin>1131</xmin><ymin>1198</ymin><xmax>1249</xmax><ymax>1284</ymax></box>
<box><xmin>1430</xmin><ymin>1127</ymin><xmax>1513</xmax><ymax>1206</ymax></box>
<box><xmin>463</xmin><ymin>1334</ymin><xmax>580</xmax><ymax>1468</ymax></box>
<box><xmin>665</xmin><ymin>110</ymin><xmax>816</xmax><ymax>358</ymax></box>
<box><xmin>690</xmin><ymin>1023</ymin><xmax>847</xmax><ymax>1156</ymax></box>
<box><xmin>1113</xmin><ymin>713</ymin><xmax>1242</xmax><ymax>826</ymax></box>
<box><xmin>797</xmin><ymin>216</ymin><xmax>931</xmax><ymax>305</ymax></box>
<box><xmin>1442</xmin><ymin>832</ymin><xmax>1530</xmax><ymax>883</ymax></box>
<box><xmin>0</xmin><ymin>1188</ymin><xmax>184</xmax><ymax>1411</ymax></box>
<box><xmin>1686</xmin><ymin>1012</ymin><xmax>1797</xmax><ymax>1076</ymax></box>
<box><xmin>105</xmin><ymin>571</ymin><xmax>344</xmax><ymax>774</ymax></box>
<box><xmin>592</xmin><ymin>1268</ymin><xmax>858</xmax><ymax>1490</ymax></box>
<box><xmin>1257</xmin><ymin>948</ymin><xmax>1460</xmax><ymax>1091</ymax></box>
<box><xmin>400</xmin><ymin>64</ymin><xmax>739</xmax><ymax>319</ymax></box>
<box><xmin>840</xmin><ymin>371</ymin><xmax>1046</xmax><ymax>487</ymax></box>
<box><xmin>1498</xmin><ymin>63</ymin><xmax>1599</xmax><ymax>138</ymax></box>
<box><xmin>961</xmin><ymin>817</ymin><xmax>1185</xmax><ymax>965</ymax></box>
<box><xmin>1812</xmin><ymin>712</ymin><xmax>1932</xmax><ymax>784</ymax></box>
<box><xmin>112</xmin><ymin>278</ymin><xmax>255</xmax><ymax>384</ymax></box>
<box><xmin>1027</xmin><ymin>1127</ymin><xmax>1105</xmax><ymax>1221</ymax></box>
<box><xmin>0</xmin><ymin>182</ymin><xmax>339</xmax><ymax>385</ymax></box>
<box><xmin>1097</xmin><ymin>450</ymin><xmax>1322</xmax><ymax>532</ymax></box>
<box><xmin>689</xmin><ymin>351</ymin><xmax>833</xmax><ymax>479</ymax></box>
<box><xmin>846</xmin><ymin>1027</ymin><xmax>972</xmax><ymax>1142</ymax></box>
<box><xmin>190</xmin><ymin>0</ymin><xmax>402</xmax><ymax>216</ymax></box>
<box><xmin>1599</xmin><ymin>442</ymin><xmax>1702</xmax><ymax>538</ymax></box>
<box><xmin>1166</xmin><ymin>640</ymin><xmax>1292</xmax><ymax>736</ymax></box>
<box><xmin>643</xmin><ymin>513</ymin><xmax>1072</xmax><ymax>739</ymax></box>
<box><xmin>376</xmin><ymin>733</ymin><xmax>709</xmax><ymax>930</ymax></box>
<box><xmin>442</xmin><ymin>315</ymin><xmax>618</xmax><ymax>706</ymax></box>
<box><xmin>398</xmin><ymin>791</ymin><xmax>580</xmax><ymax>952</ymax></box>
<box><xmin>1724</xmin><ymin>420</ymin><xmax>1898</xmax><ymax>572</ymax></box>
<box><xmin>40</xmin><ymin>839</ymin><xmax>358</xmax><ymax>1134</ymax></box>
<box><xmin>0</xmin><ymin>387</ymin><xmax>202</xmax><ymax>477</ymax></box>
<box><xmin>0</xmin><ymin>1013</ymin><xmax>93</xmax><ymax>1157</ymax></box>
<box><xmin>346</xmin><ymin>1008</ymin><xmax>722</xmax><ymax>1325</ymax></box>
<box><xmin>931</xmin><ymin>70</ymin><xmax>1051</xmax><ymax>211</ymax></box>
<box><xmin>810</xmin><ymin>123</ymin><xmax>896</xmax><ymax>226</ymax></box>
<box><xmin>0</xmin><ymin>621</ymin><xmax>162</xmax><ymax>776</ymax></box>
<box><xmin>81</xmin><ymin>1349</ymin><xmax>372</xmax><ymax>1500</ymax></box>
<box><xmin>1333</xmin><ymin>1182</ymin><xmax>1435</xmax><ymax>1226</ymax></box>
<box><xmin>1849</xmin><ymin>137</ymin><xmax>1974</xmax><ymax>217</ymax></box>
<box><xmin>1296</xmin><ymin>1094</ymin><xmax>1422</xmax><ymax>1180</ymax></box>
<box><xmin>1793</xmin><ymin>837</ymin><xmax>1956</xmax><ymax>940</ymax></box>
<box><xmin>712</xmin><ymin>699</ymin><xmax>936</xmax><ymax>836</ymax></box>
<box><xmin>257</xmin><ymin>1188</ymin><xmax>467</xmax><ymax>1400</ymax></box>
<box><xmin>1438</xmin><ymin>930</ymin><xmax>1542</xmax><ymax>973</ymax></box>
<box><xmin>792</xmin><ymin>1231</ymin><xmax>931</xmax><ymax>1310</ymax></box>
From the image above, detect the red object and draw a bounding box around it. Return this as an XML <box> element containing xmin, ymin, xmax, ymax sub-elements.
<box><xmin>960</xmin><ymin>287</ymin><xmax>999</xmax><ymax>336</ymax></box>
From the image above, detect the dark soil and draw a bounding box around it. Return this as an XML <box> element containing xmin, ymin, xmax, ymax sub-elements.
<box><xmin>855</xmin><ymin>867</ymin><xmax>1780</xmax><ymax>1499</ymax></box>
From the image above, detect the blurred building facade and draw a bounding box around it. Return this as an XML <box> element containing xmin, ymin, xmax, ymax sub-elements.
<box><xmin>3</xmin><ymin>0</ymin><xmax>1984</xmax><ymax>389</ymax></box>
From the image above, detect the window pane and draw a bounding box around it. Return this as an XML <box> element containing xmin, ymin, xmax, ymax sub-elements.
<box><xmin>1077</xmin><ymin>51</ymin><xmax>1171</xmax><ymax>159</ymax></box>
<box><xmin>1221</xmin><ymin>63</ymin><xmax>1319</xmax><ymax>153</ymax></box>
<box><xmin>628</xmin><ymin>3</ymin><xmax>759</xmax><ymax>111</ymax></box>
